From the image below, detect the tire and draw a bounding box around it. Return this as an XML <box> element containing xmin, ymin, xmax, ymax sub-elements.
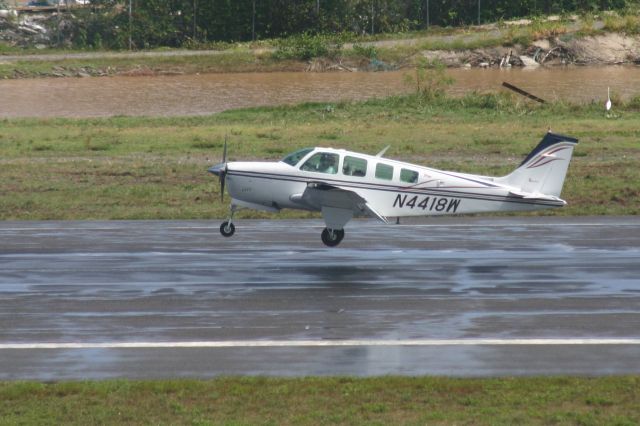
<box><xmin>321</xmin><ymin>228</ymin><xmax>344</xmax><ymax>247</ymax></box>
<box><xmin>220</xmin><ymin>221</ymin><xmax>235</xmax><ymax>237</ymax></box>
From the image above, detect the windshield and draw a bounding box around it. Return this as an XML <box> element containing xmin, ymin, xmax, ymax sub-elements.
<box><xmin>281</xmin><ymin>148</ymin><xmax>314</xmax><ymax>166</ymax></box>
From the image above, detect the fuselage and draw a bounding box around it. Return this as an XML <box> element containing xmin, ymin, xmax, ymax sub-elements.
<box><xmin>224</xmin><ymin>147</ymin><xmax>564</xmax><ymax>217</ymax></box>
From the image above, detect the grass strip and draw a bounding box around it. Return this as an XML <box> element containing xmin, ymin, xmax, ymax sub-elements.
<box><xmin>1</xmin><ymin>376</ymin><xmax>640</xmax><ymax>424</ymax></box>
<box><xmin>1</xmin><ymin>92</ymin><xmax>639</xmax><ymax>220</ymax></box>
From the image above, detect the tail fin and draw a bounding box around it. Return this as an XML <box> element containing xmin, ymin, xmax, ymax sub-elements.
<box><xmin>497</xmin><ymin>132</ymin><xmax>578</xmax><ymax>198</ymax></box>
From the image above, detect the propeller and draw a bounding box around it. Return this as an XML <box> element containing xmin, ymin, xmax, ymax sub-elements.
<box><xmin>208</xmin><ymin>137</ymin><xmax>228</xmax><ymax>202</ymax></box>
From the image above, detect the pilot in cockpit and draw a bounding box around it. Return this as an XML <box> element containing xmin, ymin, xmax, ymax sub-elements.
<box><xmin>319</xmin><ymin>154</ymin><xmax>337</xmax><ymax>174</ymax></box>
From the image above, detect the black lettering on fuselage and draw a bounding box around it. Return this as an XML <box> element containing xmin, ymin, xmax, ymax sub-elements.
<box><xmin>406</xmin><ymin>196</ymin><xmax>418</xmax><ymax>209</ymax></box>
<box><xmin>418</xmin><ymin>197</ymin><xmax>430</xmax><ymax>210</ymax></box>
<box><xmin>447</xmin><ymin>198</ymin><xmax>461</xmax><ymax>213</ymax></box>
<box><xmin>393</xmin><ymin>194</ymin><xmax>407</xmax><ymax>208</ymax></box>
<box><xmin>393</xmin><ymin>194</ymin><xmax>461</xmax><ymax>214</ymax></box>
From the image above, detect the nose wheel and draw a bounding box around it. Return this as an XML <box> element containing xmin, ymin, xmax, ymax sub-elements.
<box><xmin>220</xmin><ymin>221</ymin><xmax>235</xmax><ymax>237</ymax></box>
<box><xmin>321</xmin><ymin>228</ymin><xmax>344</xmax><ymax>247</ymax></box>
<box><xmin>219</xmin><ymin>205</ymin><xmax>237</xmax><ymax>238</ymax></box>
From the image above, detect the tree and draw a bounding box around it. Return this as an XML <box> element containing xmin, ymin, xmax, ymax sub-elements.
<box><xmin>60</xmin><ymin>0</ymin><xmax>640</xmax><ymax>49</ymax></box>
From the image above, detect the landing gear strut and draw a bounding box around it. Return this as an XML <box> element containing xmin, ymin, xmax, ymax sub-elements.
<box><xmin>219</xmin><ymin>205</ymin><xmax>237</xmax><ymax>238</ymax></box>
<box><xmin>321</xmin><ymin>228</ymin><xmax>344</xmax><ymax>247</ymax></box>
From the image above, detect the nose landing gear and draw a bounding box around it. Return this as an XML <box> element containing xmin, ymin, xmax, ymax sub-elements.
<box><xmin>219</xmin><ymin>205</ymin><xmax>237</xmax><ymax>238</ymax></box>
<box><xmin>321</xmin><ymin>228</ymin><xmax>344</xmax><ymax>247</ymax></box>
<box><xmin>220</xmin><ymin>221</ymin><xmax>235</xmax><ymax>237</ymax></box>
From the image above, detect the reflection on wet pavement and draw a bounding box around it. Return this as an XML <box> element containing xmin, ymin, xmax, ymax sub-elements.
<box><xmin>1</xmin><ymin>217</ymin><xmax>639</xmax><ymax>378</ymax></box>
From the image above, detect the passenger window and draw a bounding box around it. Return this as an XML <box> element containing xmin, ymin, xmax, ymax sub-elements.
<box><xmin>343</xmin><ymin>156</ymin><xmax>367</xmax><ymax>177</ymax></box>
<box><xmin>375</xmin><ymin>163</ymin><xmax>393</xmax><ymax>180</ymax></box>
<box><xmin>300</xmin><ymin>152</ymin><xmax>339</xmax><ymax>174</ymax></box>
<box><xmin>400</xmin><ymin>168</ymin><xmax>419</xmax><ymax>183</ymax></box>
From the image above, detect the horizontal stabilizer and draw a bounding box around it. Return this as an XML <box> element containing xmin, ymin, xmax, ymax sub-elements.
<box><xmin>508</xmin><ymin>190</ymin><xmax>565</xmax><ymax>203</ymax></box>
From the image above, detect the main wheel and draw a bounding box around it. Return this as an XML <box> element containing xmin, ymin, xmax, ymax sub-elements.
<box><xmin>220</xmin><ymin>221</ymin><xmax>235</xmax><ymax>237</ymax></box>
<box><xmin>321</xmin><ymin>228</ymin><xmax>344</xmax><ymax>247</ymax></box>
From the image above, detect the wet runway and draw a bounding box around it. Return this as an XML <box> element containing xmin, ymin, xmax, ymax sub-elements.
<box><xmin>1</xmin><ymin>217</ymin><xmax>640</xmax><ymax>379</ymax></box>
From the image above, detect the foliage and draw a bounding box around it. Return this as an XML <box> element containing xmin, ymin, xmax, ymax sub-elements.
<box><xmin>70</xmin><ymin>1</ymin><xmax>127</xmax><ymax>49</ymax></box>
<box><xmin>352</xmin><ymin>42</ymin><xmax>378</xmax><ymax>59</ymax></box>
<box><xmin>272</xmin><ymin>32</ymin><xmax>343</xmax><ymax>60</ymax></box>
<box><xmin>35</xmin><ymin>0</ymin><xmax>640</xmax><ymax>49</ymax></box>
<box><xmin>603</xmin><ymin>11</ymin><xmax>640</xmax><ymax>34</ymax></box>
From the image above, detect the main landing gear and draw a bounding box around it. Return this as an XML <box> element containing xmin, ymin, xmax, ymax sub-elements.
<box><xmin>319</xmin><ymin>206</ymin><xmax>351</xmax><ymax>247</ymax></box>
<box><xmin>321</xmin><ymin>228</ymin><xmax>344</xmax><ymax>247</ymax></box>
<box><xmin>219</xmin><ymin>205</ymin><xmax>236</xmax><ymax>238</ymax></box>
<box><xmin>218</xmin><ymin>205</ymin><xmax>346</xmax><ymax>247</ymax></box>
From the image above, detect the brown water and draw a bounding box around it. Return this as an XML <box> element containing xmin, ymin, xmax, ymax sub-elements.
<box><xmin>1</xmin><ymin>66</ymin><xmax>638</xmax><ymax>118</ymax></box>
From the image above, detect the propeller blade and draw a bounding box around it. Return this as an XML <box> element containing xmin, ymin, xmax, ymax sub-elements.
<box><xmin>221</xmin><ymin>136</ymin><xmax>228</xmax><ymax>202</ymax></box>
<box><xmin>220</xmin><ymin>171</ymin><xmax>226</xmax><ymax>203</ymax></box>
<box><xmin>208</xmin><ymin>136</ymin><xmax>229</xmax><ymax>203</ymax></box>
<box><xmin>223</xmin><ymin>136</ymin><xmax>227</xmax><ymax>163</ymax></box>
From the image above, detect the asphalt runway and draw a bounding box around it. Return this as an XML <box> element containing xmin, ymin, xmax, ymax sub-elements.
<box><xmin>1</xmin><ymin>217</ymin><xmax>640</xmax><ymax>380</ymax></box>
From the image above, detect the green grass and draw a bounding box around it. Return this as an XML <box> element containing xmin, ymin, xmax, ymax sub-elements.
<box><xmin>603</xmin><ymin>13</ymin><xmax>640</xmax><ymax>34</ymax></box>
<box><xmin>1</xmin><ymin>376</ymin><xmax>640</xmax><ymax>424</ymax></box>
<box><xmin>1</xmin><ymin>92</ymin><xmax>639</xmax><ymax>220</ymax></box>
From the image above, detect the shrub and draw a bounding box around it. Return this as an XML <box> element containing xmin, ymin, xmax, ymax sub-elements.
<box><xmin>403</xmin><ymin>58</ymin><xmax>453</xmax><ymax>100</ymax></box>
<box><xmin>272</xmin><ymin>33</ymin><xmax>343</xmax><ymax>60</ymax></box>
<box><xmin>352</xmin><ymin>43</ymin><xmax>377</xmax><ymax>59</ymax></box>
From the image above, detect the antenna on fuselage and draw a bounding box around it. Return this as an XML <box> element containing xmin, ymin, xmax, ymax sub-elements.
<box><xmin>375</xmin><ymin>145</ymin><xmax>390</xmax><ymax>157</ymax></box>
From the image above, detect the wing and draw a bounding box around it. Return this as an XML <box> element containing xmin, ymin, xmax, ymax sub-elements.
<box><xmin>291</xmin><ymin>182</ymin><xmax>388</xmax><ymax>226</ymax></box>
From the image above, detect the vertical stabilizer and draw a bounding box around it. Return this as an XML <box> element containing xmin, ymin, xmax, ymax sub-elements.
<box><xmin>497</xmin><ymin>132</ymin><xmax>578</xmax><ymax>197</ymax></box>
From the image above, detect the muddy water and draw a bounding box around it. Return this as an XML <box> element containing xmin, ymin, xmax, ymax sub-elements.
<box><xmin>1</xmin><ymin>66</ymin><xmax>638</xmax><ymax>118</ymax></box>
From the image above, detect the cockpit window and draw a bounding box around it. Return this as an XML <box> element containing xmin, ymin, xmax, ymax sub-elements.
<box><xmin>300</xmin><ymin>152</ymin><xmax>339</xmax><ymax>174</ymax></box>
<box><xmin>281</xmin><ymin>148</ymin><xmax>313</xmax><ymax>166</ymax></box>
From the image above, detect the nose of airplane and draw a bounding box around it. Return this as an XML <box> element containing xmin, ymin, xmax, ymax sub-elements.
<box><xmin>208</xmin><ymin>162</ymin><xmax>226</xmax><ymax>176</ymax></box>
<box><xmin>209</xmin><ymin>162</ymin><xmax>228</xmax><ymax>202</ymax></box>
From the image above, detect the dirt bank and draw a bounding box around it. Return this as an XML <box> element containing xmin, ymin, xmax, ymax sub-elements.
<box><xmin>560</xmin><ymin>33</ymin><xmax>640</xmax><ymax>64</ymax></box>
<box><xmin>414</xmin><ymin>33</ymin><xmax>640</xmax><ymax>68</ymax></box>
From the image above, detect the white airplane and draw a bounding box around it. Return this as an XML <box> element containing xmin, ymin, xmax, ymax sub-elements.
<box><xmin>209</xmin><ymin>131</ymin><xmax>578</xmax><ymax>246</ymax></box>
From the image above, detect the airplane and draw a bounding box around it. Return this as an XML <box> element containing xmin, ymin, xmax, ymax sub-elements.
<box><xmin>208</xmin><ymin>131</ymin><xmax>578</xmax><ymax>247</ymax></box>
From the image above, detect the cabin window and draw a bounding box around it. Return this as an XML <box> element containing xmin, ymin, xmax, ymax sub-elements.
<box><xmin>300</xmin><ymin>152</ymin><xmax>339</xmax><ymax>174</ymax></box>
<box><xmin>375</xmin><ymin>163</ymin><xmax>393</xmax><ymax>180</ymax></box>
<box><xmin>282</xmin><ymin>148</ymin><xmax>313</xmax><ymax>166</ymax></box>
<box><xmin>400</xmin><ymin>168</ymin><xmax>419</xmax><ymax>183</ymax></box>
<box><xmin>343</xmin><ymin>156</ymin><xmax>367</xmax><ymax>177</ymax></box>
